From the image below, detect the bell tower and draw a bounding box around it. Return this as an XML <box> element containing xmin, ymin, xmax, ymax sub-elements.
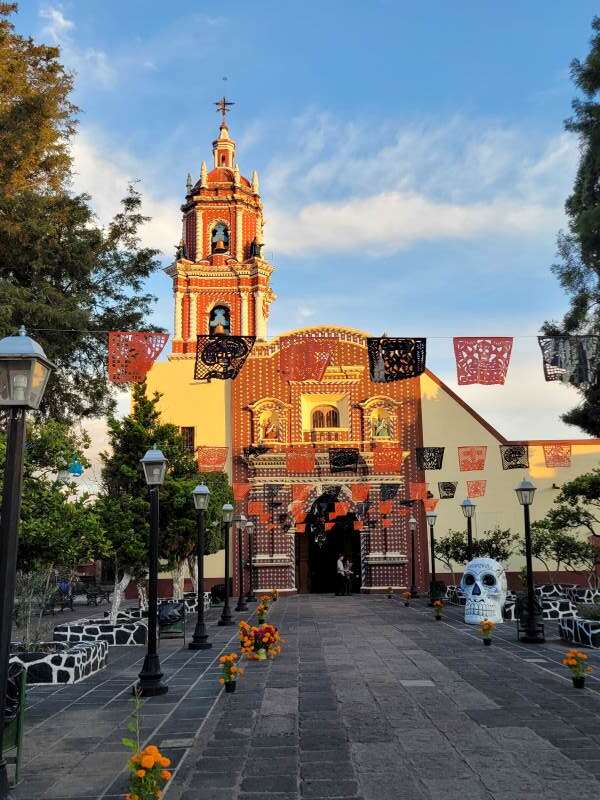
<box><xmin>166</xmin><ymin>99</ymin><xmax>276</xmax><ymax>354</ymax></box>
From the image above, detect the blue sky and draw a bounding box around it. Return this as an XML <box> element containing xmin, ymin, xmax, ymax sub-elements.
<box><xmin>14</xmin><ymin>1</ymin><xmax>600</xmax><ymax>439</ymax></box>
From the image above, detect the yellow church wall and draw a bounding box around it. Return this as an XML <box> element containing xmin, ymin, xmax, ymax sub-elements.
<box><xmin>420</xmin><ymin>371</ymin><xmax>600</xmax><ymax>577</ymax></box>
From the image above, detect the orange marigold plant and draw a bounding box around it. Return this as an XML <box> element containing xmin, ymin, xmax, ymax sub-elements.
<box><xmin>479</xmin><ymin>619</ymin><xmax>495</xmax><ymax>639</ymax></box>
<box><xmin>562</xmin><ymin>649</ymin><xmax>592</xmax><ymax>679</ymax></box>
<box><xmin>122</xmin><ymin>692</ymin><xmax>174</xmax><ymax>800</ymax></box>
<box><xmin>218</xmin><ymin>652</ymin><xmax>245</xmax><ymax>685</ymax></box>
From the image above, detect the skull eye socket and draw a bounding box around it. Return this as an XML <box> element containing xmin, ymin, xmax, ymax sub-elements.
<box><xmin>482</xmin><ymin>574</ymin><xmax>496</xmax><ymax>587</ymax></box>
<box><xmin>464</xmin><ymin>574</ymin><xmax>475</xmax><ymax>586</ymax></box>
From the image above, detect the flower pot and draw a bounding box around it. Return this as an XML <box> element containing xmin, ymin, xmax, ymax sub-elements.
<box><xmin>224</xmin><ymin>681</ymin><xmax>236</xmax><ymax>693</ymax></box>
<box><xmin>573</xmin><ymin>676</ymin><xmax>585</xmax><ymax>689</ymax></box>
<box><xmin>257</xmin><ymin>617</ymin><xmax>265</xmax><ymax>625</ymax></box>
<box><xmin>483</xmin><ymin>638</ymin><xmax>491</xmax><ymax>647</ymax></box>
<box><xmin>434</xmin><ymin>616</ymin><xmax>441</xmax><ymax>621</ymax></box>
<box><xmin>404</xmin><ymin>602</ymin><xmax>410</xmax><ymax>607</ymax></box>
<box><xmin>256</xmin><ymin>649</ymin><xmax>267</xmax><ymax>661</ymax></box>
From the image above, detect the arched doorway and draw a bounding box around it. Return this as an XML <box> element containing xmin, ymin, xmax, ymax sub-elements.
<box><xmin>295</xmin><ymin>490</ymin><xmax>362</xmax><ymax>594</ymax></box>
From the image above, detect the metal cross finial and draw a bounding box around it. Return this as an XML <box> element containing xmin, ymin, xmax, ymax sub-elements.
<box><xmin>215</xmin><ymin>96</ymin><xmax>234</xmax><ymax>124</ymax></box>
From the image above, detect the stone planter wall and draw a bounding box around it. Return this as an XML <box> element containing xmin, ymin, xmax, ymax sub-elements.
<box><xmin>566</xmin><ymin>588</ymin><xmax>600</xmax><ymax>605</ymax></box>
<box><xmin>504</xmin><ymin>598</ymin><xmax>578</xmax><ymax>621</ymax></box>
<box><xmin>559</xmin><ymin>616</ymin><xmax>600</xmax><ymax>648</ymax></box>
<box><xmin>54</xmin><ymin>617</ymin><xmax>147</xmax><ymax>646</ymax></box>
<box><xmin>10</xmin><ymin>641</ymin><xmax>108</xmax><ymax>684</ymax></box>
<box><xmin>534</xmin><ymin>584</ymin><xmax>577</xmax><ymax>600</ymax></box>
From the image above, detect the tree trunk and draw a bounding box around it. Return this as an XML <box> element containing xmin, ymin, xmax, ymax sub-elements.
<box><xmin>110</xmin><ymin>571</ymin><xmax>131</xmax><ymax>625</ymax></box>
<box><xmin>172</xmin><ymin>561</ymin><xmax>185</xmax><ymax>600</ymax></box>
<box><xmin>187</xmin><ymin>555</ymin><xmax>198</xmax><ymax>595</ymax></box>
<box><xmin>137</xmin><ymin>582</ymin><xmax>148</xmax><ymax>611</ymax></box>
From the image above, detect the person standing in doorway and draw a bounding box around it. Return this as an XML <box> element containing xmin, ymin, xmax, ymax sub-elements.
<box><xmin>344</xmin><ymin>557</ymin><xmax>353</xmax><ymax>595</ymax></box>
<box><xmin>336</xmin><ymin>553</ymin><xmax>345</xmax><ymax>595</ymax></box>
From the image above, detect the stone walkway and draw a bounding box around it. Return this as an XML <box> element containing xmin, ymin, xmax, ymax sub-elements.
<box><xmin>13</xmin><ymin>595</ymin><xmax>600</xmax><ymax>800</ymax></box>
<box><xmin>172</xmin><ymin>595</ymin><xmax>600</xmax><ymax>800</ymax></box>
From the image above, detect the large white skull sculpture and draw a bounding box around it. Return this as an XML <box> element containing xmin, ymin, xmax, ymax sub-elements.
<box><xmin>460</xmin><ymin>557</ymin><xmax>507</xmax><ymax>625</ymax></box>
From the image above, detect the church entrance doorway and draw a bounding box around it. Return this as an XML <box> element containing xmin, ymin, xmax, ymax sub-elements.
<box><xmin>294</xmin><ymin>491</ymin><xmax>362</xmax><ymax>594</ymax></box>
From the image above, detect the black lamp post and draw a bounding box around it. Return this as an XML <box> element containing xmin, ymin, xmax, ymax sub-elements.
<box><xmin>426</xmin><ymin>511</ymin><xmax>437</xmax><ymax>605</ymax></box>
<box><xmin>135</xmin><ymin>447</ymin><xmax>168</xmax><ymax>697</ymax></box>
<box><xmin>409</xmin><ymin>516</ymin><xmax>418</xmax><ymax>597</ymax></box>
<box><xmin>218</xmin><ymin>504</ymin><xmax>234</xmax><ymax>626</ymax></box>
<box><xmin>189</xmin><ymin>484</ymin><xmax>211</xmax><ymax>650</ymax></box>
<box><xmin>461</xmin><ymin>498</ymin><xmax>476</xmax><ymax>561</ymax></box>
<box><xmin>234</xmin><ymin>514</ymin><xmax>248</xmax><ymax>612</ymax></box>
<box><xmin>245</xmin><ymin>521</ymin><xmax>256</xmax><ymax>602</ymax></box>
<box><xmin>0</xmin><ymin>327</ymin><xmax>54</xmax><ymax>800</ymax></box>
<box><xmin>516</xmin><ymin>478</ymin><xmax>545</xmax><ymax>644</ymax></box>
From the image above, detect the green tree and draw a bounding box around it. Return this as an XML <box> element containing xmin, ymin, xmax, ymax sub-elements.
<box><xmin>0</xmin><ymin>4</ymin><xmax>161</xmax><ymax>422</ymax></box>
<box><xmin>543</xmin><ymin>17</ymin><xmax>600</xmax><ymax>434</ymax></box>
<box><xmin>473</xmin><ymin>526</ymin><xmax>517</xmax><ymax>562</ymax></box>
<box><xmin>433</xmin><ymin>531</ymin><xmax>468</xmax><ymax>584</ymax></box>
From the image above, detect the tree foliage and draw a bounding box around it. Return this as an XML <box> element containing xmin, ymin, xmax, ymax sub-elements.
<box><xmin>434</xmin><ymin>527</ymin><xmax>517</xmax><ymax>581</ymax></box>
<box><xmin>543</xmin><ymin>16</ymin><xmax>600</xmax><ymax>433</ymax></box>
<box><xmin>0</xmin><ymin>4</ymin><xmax>161</xmax><ymax>422</ymax></box>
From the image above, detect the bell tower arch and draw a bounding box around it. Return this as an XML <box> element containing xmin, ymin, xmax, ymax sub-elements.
<box><xmin>166</xmin><ymin>99</ymin><xmax>276</xmax><ymax>354</ymax></box>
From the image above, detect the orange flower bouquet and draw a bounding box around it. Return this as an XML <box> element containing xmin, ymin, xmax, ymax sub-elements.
<box><xmin>239</xmin><ymin>620</ymin><xmax>282</xmax><ymax>660</ymax></box>
<box><xmin>479</xmin><ymin>619</ymin><xmax>495</xmax><ymax>646</ymax></box>
<box><xmin>562</xmin><ymin>649</ymin><xmax>592</xmax><ymax>688</ymax></box>
<box><xmin>123</xmin><ymin>692</ymin><xmax>173</xmax><ymax>800</ymax></box>
<box><xmin>219</xmin><ymin>652</ymin><xmax>244</xmax><ymax>694</ymax></box>
<box><xmin>401</xmin><ymin>591</ymin><xmax>411</xmax><ymax>607</ymax></box>
<box><xmin>257</xmin><ymin>598</ymin><xmax>270</xmax><ymax>624</ymax></box>
<box><xmin>433</xmin><ymin>599</ymin><xmax>444</xmax><ymax>620</ymax></box>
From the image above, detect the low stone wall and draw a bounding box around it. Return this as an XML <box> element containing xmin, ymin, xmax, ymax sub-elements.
<box><xmin>54</xmin><ymin>617</ymin><xmax>147</xmax><ymax>646</ymax></box>
<box><xmin>566</xmin><ymin>587</ymin><xmax>600</xmax><ymax>605</ymax></box>
<box><xmin>534</xmin><ymin>584</ymin><xmax>577</xmax><ymax>600</ymax></box>
<box><xmin>10</xmin><ymin>641</ymin><xmax>108</xmax><ymax>684</ymax></box>
<box><xmin>559</xmin><ymin>616</ymin><xmax>600</xmax><ymax>648</ymax></box>
<box><xmin>504</xmin><ymin>597</ymin><xmax>578</xmax><ymax>621</ymax></box>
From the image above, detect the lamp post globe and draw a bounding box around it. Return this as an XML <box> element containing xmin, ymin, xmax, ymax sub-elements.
<box><xmin>135</xmin><ymin>447</ymin><xmax>168</xmax><ymax>697</ymax></box>
<box><xmin>0</xmin><ymin>328</ymin><xmax>55</xmax><ymax>800</ymax></box>
<box><xmin>234</xmin><ymin>514</ymin><xmax>249</xmax><ymax>612</ymax></box>
<box><xmin>190</xmin><ymin>484</ymin><xmax>212</xmax><ymax>650</ymax></box>
<box><xmin>245</xmin><ymin>521</ymin><xmax>257</xmax><ymax>602</ymax></box>
<box><xmin>409</xmin><ymin>515</ymin><xmax>418</xmax><ymax>598</ymax></box>
<box><xmin>218</xmin><ymin>504</ymin><xmax>235</xmax><ymax>625</ymax></box>
<box><xmin>460</xmin><ymin>498</ymin><xmax>476</xmax><ymax>561</ymax></box>
<box><xmin>426</xmin><ymin>511</ymin><xmax>438</xmax><ymax>605</ymax></box>
<box><xmin>515</xmin><ymin>478</ymin><xmax>544</xmax><ymax>643</ymax></box>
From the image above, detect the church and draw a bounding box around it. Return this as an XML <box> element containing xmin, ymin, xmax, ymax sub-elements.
<box><xmin>146</xmin><ymin>107</ymin><xmax>600</xmax><ymax>595</ymax></box>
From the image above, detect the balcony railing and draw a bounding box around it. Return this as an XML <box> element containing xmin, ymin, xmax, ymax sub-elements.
<box><xmin>303</xmin><ymin>428</ymin><xmax>350</xmax><ymax>443</ymax></box>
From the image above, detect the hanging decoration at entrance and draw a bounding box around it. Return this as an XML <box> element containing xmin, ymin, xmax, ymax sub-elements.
<box><xmin>458</xmin><ymin>446</ymin><xmax>487</xmax><ymax>471</ymax></box>
<box><xmin>438</xmin><ymin>481</ymin><xmax>458</xmax><ymax>499</ymax></box>
<box><xmin>352</xmin><ymin>484</ymin><xmax>370</xmax><ymax>502</ymax></box>
<box><xmin>353</xmin><ymin>520</ymin><xmax>364</xmax><ymax>531</ymax></box>
<box><xmin>194</xmin><ymin>334</ymin><xmax>255</xmax><ymax>381</ymax></box>
<box><xmin>329</xmin><ymin>448</ymin><xmax>359</xmax><ymax>473</ymax></box>
<box><xmin>453</xmin><ymin>337</ymin><xmax>513</xmax><ymax>385</ymax></box>
<box><xmin>233</xmin><ymin>483</ymin><xmax>252</xmax><ymax>502</ymax></box>
<box><xmin>409</xmin><ymin>482</ymin><xmax>428</xmax><ymax>501</ymax></box>
<box><xmin>292</xmin><ymin>484</ymin><xmax>312</xmax><ymax>502</ymax></box>
<box><xmin>500</xmin><ymin>445</ymin><xmax>529</xmax><ymax>470</ymax></box>
<box><xmin>334</xmin><ymin>501</ymin><xmax>350</xmax><ymax>517</ymax></box>
<box><xmin>543</xmin><ymin>443</ymin><xmax>572</xmax><ymax>468</ymax></box>
<box><xmin>372</xmin><ymin>448</ymin><xmax>404</xmax><ymax>474</ymax></box>
<box><xmin>367</xmin><ymin>337</ymin><xmax>427</xmax><ymax>382</ymax></box>
<box><xmin>424</xmin><ymin>498</ymin><xmax>439</xmax><ymax>512</ymax></box>
<box><xmin>538</xmin><ymin>335</ymin><xmax>600</xmax><ymax>387</ymax></box>
<box><xmin>287</xmin><ymin>452</ymin><xmax>316</xmax><ymax>473</ymax></box>
<box><xmin>279</xmin><ymin>335</ymin><xmax>334</xmax><ymax>381</ymax></box>
<box><xmin>380</xmin><ymin>484</ymin><xmax>399</xmax><ymax>501</ymax></box>
<box><xmin>378</xmin><ymin>499</ymin><xmax>393</xmax><ymax>515</ymax></box>
<box><xmin>416</xmin><ymin>447</ymin><xmax>445</xmax><ymax>470</ymax></box>
<box><xmin>108</xmin><ymin>331</ymin><xmax>169</xmax><ymax>384</ymax></box>
<box><xmin>467</xmin><ymin>479</ymin><xmax>486</xmax><ymax>498</ymax></box>
<box><xmin>196</xmin><ymin>446</ymin><xmax>228</xmax><ymax>471</ymax></box>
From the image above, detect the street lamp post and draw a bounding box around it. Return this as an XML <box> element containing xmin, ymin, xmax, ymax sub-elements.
<box><xmin>0</xmin><ymin>327</ymin><xmax>54</xmax><ymax>800</ymax></box>
<box><xmin>408</xmin><ymin>516</ymin><xmax>418</xmax><ymax>597</ymax></box>
<box><xmin>189</xmin><ymin>484</ymin><xmax>211</xmax><ymax>650</ymax></box>
<box><xmin>245</xmin><ymin>521</ymin><xmax>256</xmax><ymax>602</ymax></box>
<box><xmin>460</xmin><ymin>498</ymin><xmax>476</xmax><ymax>561</ymax></box>
<box><xmin>516</xmin><ymin>478</ymin><xmax>545</xmax><ymax>644</ymax></box>
<box><xmin>426</xmin><ymin>511</ymin><xmax>437</xmax><ymax>605</ymax></box>
<box><xmin>218</xmin><ymin>504</ymin><xmax>234</xmax><ymax>626</ymax></box>
<box><xmin>234</xmin><ymin>514</ymin><xmax>248</xmax><ymax>612</ymax></box>
<box><xmin>135</xmin><ymin>447</ymin><xmax>168</xmax><ymax>697</ymax></box>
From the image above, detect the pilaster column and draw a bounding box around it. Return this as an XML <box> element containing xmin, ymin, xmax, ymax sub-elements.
<box><xmin>195</xmin><ymin>209</ymin><xmax>203</xmax><ymax>260</ymax></box>
<box><xmin>240</xmin><ymin>292</ymin><xmax>249</xmax><ymax>336</ymax></box>
<box><xmin>235</xmin><ymin>208</ymin><xmax>243</xmax><ymax>262</ymax></box>
<box><xmin>254</xmin><ymin>290</ymin><xmax>265</xmax><ymax>340</ymax></box>
<box><xmin>174</xmin><ymin>291</ymin><xmax>184</xmax><ymax>339</ymax></box>
<box><xmin>188</xmin><ymin>292</ymin><xmax>197</xmax><ymax>340</ymax></box>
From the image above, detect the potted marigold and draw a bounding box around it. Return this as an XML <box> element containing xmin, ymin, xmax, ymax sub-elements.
<box><xmin>123</xmin><ymin>693</ymin><xmax>173</xmax><ymax>800</ymax></box>
<box><xmin>562</xmin><ymin>649</ymin><xmax>592</xmax><ymax>688</ymax></box>
<box><xmin>257</xmin><ymin>596</ymin><xmax>271</xmax><ymax>624</ymax></box>
<box><xmin>219</xmin><ymin>652</ymin><xmax>244</xmax><ymax>693</ymax></box>
<box><xmin>386</xmin><ymin>586</ymin><xmax>393</xmax><ymax>599</ymax></box>
<box><xmin>433</xmin><ymin>599</ymin><xmax>444</xmax><ymax>620</ymax></box>
<box><xmin>239</xmin><ymin>620</ymin><xmax>281</xmax><ymax>660</ymax></box>
<box><xmin>479</xmin><ymin>619</ymin><xmax>495</xmax><ymax>646</ymax></box>
<box><xmin>269</xmin><ymin>588</ymin><xmax>279</xmax><ymax>602</ymax></box>
<box><xmin>401</xmin><ymin>591</ymin><xmax>411</xmax><ymax>607</ymax></box>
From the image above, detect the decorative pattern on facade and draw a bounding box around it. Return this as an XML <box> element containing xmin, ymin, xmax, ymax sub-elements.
<box><xmin>196</xmin><ymin>446</ymin><xmax>228</xmax><ymax>471</ymax></box>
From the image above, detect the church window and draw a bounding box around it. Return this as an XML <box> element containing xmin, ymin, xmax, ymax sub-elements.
<box><xmin>312</xmin><ymin>406</ymin><xmax>339</xmax><ymax>429</ymax></box>
<box><xmin>180</xmin><ymin>427</ymin><xmax>195</xmax><ymax>452</ymax></box>
<box><xmin>209</xmin><ymin>305</ymin><xmax>231</xmax><ymax>335</ymax></box>
<box><xmin>211</xmin><ymin>222</ymin><xmax>229</xmax><ymax>253</ymax></box>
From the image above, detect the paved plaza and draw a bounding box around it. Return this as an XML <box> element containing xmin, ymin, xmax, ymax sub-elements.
<box><xmin>14</xmin><ymin>595</ymin><xmax>600</xmax><ymax>800</ymax></box>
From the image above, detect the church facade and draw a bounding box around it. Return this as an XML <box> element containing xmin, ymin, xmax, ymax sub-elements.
<box><xmin>146</xmin><ymin>113</ymin><xmax>600</xmax><ymax>594</ymax></box>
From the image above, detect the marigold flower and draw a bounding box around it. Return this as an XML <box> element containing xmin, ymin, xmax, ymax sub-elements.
<box><xmin>135</xmin><ymin>769</ymin><xmax>146</xmax><ymax>778</ymax></box>
<box><xmin>219</xmin><ymin>677</ymin><xmax>225</xmax><ymax>684</ymax></box>
<box><xmin>161</xmin><ymin>770</ymin><xmax>172</xmax><ymax>780</ymax></box>
<box><xmin>159</xmin><ymin>757</ymin><xmax>171</xmax><ymax>767</ymax></box>
<box><xmin>141</xmin><ymin>755</ymin><xmax>155</xmax><ymax>769</ymax></box>
<box><xmin>145</xmin><ymin>745</ymin><xmax>160</xmax><ymax>755</ymax></box>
